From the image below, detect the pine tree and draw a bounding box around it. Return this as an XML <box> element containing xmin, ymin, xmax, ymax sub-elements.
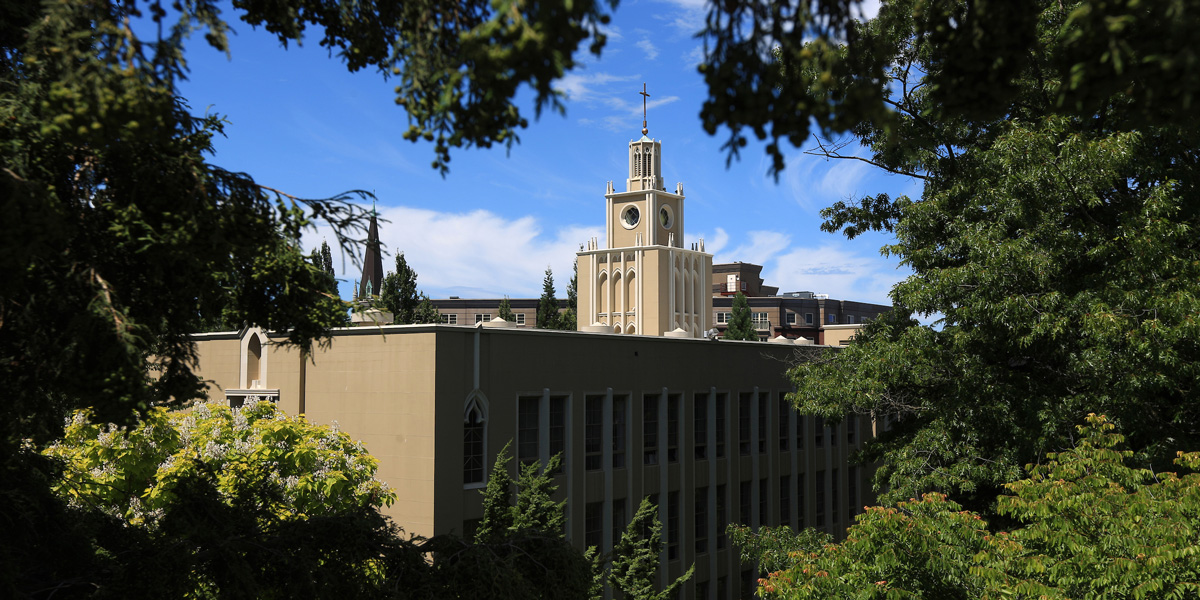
<box><xmin>536</xmin><ymin>267</ymin><xmax>562</xmax><ymax>329</ymax></box>
<box><xmin>380</xmin><ymin>252</ymin><xmax>420</xmax><ymax>324</ymax></box>
<box><xmin>413</xmin><ymin>293</ymin><xmax>441</xmax><ymax>324</ymax></box>
<box><xmin>725</xmin><ymin>292</ymin><xmax>757</xmax><ymax>340</ymax></box>
<box><xmin>610</xmin><ymin>497</ymin><xmax>694</xmax><ymax>600</ymax></box>
<box><xmin>497</xmin><ymin>296</ymin><xmax>516</xmax><ymax>322</ymax></box>
<box><xmin>567</xmin><ymin>262</ymin><xmax>578</xmax><ymax>313</ymax></box>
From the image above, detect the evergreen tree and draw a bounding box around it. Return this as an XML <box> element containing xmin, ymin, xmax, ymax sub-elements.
<box><xmin>498</xmin><ymin>296</ymin><xmax>516</xmax><ymax>322</ymax></box>
<box><xmin>610</xmin><ymin>497</ymin><xmax>694</xmax><ymax>600</ymax></box>
<box><xmin>537</xmin><ymin>267</ymin><xmax>563</xmax><ymax>329</ymax></box>
<box><xmin>725</xmin><ymin>292</ymin><xmax>757</xmax><ymax>340</ymax></box>
<box><xmin>413</xmin><ymin>293</ymin><xmax>441</xmax><ymax>324</ymax></box>
<box><xmin>380</xmin><ymin>252</ymin><xmax>420</xmax><ymax>324</ymax></box>
<box><xmin>567</xmin><ymin>261</ymin><xmax>578</xmax><ymax>313</ymax></box>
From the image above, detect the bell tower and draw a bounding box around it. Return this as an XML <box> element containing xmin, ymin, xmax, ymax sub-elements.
<box><xmin>577</xmin><ymin>84</ymin><xmax>713</xmax><ymax>338</ymax></box>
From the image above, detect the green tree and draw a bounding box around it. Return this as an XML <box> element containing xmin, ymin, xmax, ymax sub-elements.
<box><xmin>380</xmin><ymin>252</ymin><xmax>420</xmax><ymax>324</ymax></box>
<box><xmin>609</xmin><ymin>496</ymin><xmax>694</xmax><ymax>600</ymax></box>
<box><xmin>725</xmin><ymin>292</ymin><xmax>758</xmax><ymax>340</ymax></box>
<box><xmin>537</xmin><ymin>267</ymin><xmax>564</xmax><ymax>329</ymax></box>
<box><xmin>498</xmin><ymin>296</ymin><xmax>516</xmax><ymax>322</ymax></box>
<box><xmin>742</xmin><ymin>0</ymin><xmax>1200</xmax><ymax>512</ymax></box>
<box><xmin>568</xmin><ymin>261</ymin><xmax>579</xmax><ymax>313</ymax></box>
<box><xmin>40</xmin><ymin>400</ymin><xmax>406</xmax><ymax>597</ymax></box>
<box><xmin>413</xmin><ymin>292</ymin><xmax>442</xmax><ymax>324</ymax></box>
<box><xmin>753</xmin><ymin>415</ymin><xmax>1200</xmax><ymax>599</ymax></box>
<box><xmin>727</xmin><ymin>524</ymin><xmax>832</xmax><ymax>575</ymax></box>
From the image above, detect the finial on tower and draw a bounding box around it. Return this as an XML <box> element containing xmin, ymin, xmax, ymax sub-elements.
<box><xmin>640</xmin><ymin>83</ymin><xmax>651</xmax><ymax>136</ymax></box>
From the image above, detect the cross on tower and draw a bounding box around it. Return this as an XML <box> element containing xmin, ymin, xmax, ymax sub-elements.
<box><xmin>640</xmin><ymin>83</ymin><xmax>650</xmax><ymax>135</ymax></box>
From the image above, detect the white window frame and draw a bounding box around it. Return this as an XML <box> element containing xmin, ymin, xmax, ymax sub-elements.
<box><xmin>475</xmin><ymin>313</ymin><xmax>491</xmax><ymax>323</ymax></box>
<box><xmin>516</xmin><ymin>313</ymin><xmax>526</xmax><ymax>326</ymax></box>
<box><xmin>442</xmin><ymin>314</ymin><xmax>458</xmax><ymax>324</ymax></box>
<box><xmin>786</xmin><ymin>312</ymin><xmax>796</xmax><ymax>325</ymax></box>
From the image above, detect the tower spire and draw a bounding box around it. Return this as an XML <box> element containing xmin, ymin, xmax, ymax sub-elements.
<box><xmin>640</xmin><ymin>83</ymin><xmax>651</xmax><ymax>136</ymax></box>
<box><xmin>358</xmin><ymin>211</ymin><xmax>383</xmax><ymax>299</ymax></box>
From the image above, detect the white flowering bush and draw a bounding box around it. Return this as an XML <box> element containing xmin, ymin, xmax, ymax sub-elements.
<box><xmin>45</xmin><ymin>399</ymin><xmax>394</xmax><ymax>527</ymax></box>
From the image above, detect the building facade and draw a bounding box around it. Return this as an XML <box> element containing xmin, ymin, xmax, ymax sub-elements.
<box><xmin>193</xmin><ymin>324</ymin><xmax>873</xmax><ymax>599</ymax></box>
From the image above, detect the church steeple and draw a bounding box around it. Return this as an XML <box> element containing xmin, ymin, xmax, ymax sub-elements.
<box><xmin>358</xmin><ymin>209</ymin><xmax>383</xmax><ymax>299</ymax></box>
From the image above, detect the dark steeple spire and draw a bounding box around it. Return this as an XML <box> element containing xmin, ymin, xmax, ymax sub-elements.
<box><xmin>358</xmin><ymin>209</ymin><xmax>383</xmax><ymax>299</ymax></box>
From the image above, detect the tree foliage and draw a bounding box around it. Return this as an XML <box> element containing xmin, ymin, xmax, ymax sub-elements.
<box><xmin>725</xmin><ymin>292</ymin><xmax>758</xmax><ymax>340</ymax></box>
<box><xmin>728</xmin><ymin>524</ymin><xmax>832</xmax><ymax>575</ymax></box>
<box><xmin>498</xmin><ymin>296</ymin><xmax>516</xmax><ymax>322</ymax></box>
<box><xmin>754</xmin><ymin>415</ymin><xmax>1200</xmax><ymax>599</ymax></box>
<box><xmin>30</xmin><ymin>400</ymin><xmax>415</xmax><ymax>597</ymax></box>
<box><xmin>699</xmin><ymin>0</ymin><xmax>1199</xmax><ymax>175</ymax></box>
<box><xmin>380</xmin><ymin>252</ymin><xmax>420</xmax><ymax>324</ymax></box>
<box><xmin>780</xmin><ymin>0</ymin><xmax>1200</xmax><ymax>511</ymax></box>
<box><xmin>537</xmin><ymin>267</ymin><xmax>566</xmax><ymax>329</ymax></box>
<box><xmin>609</xmin><ymin>496</ymin><xmax>695</xmax><ymax>600</ymax></box>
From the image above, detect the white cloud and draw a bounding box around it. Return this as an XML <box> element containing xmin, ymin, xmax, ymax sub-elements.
<box><xmin>636</xmin><ymin>38</ymin><xmax>660</xmax><ymax>60</ymax></box>
<box><xmin>768</xmin><ymin>244</ymin><xmax>898</xmax><ymax>304</ymax></box>
<box><xmin>306</xmin><ymin>205</ymin><xmax>601</xmax><ymax>299</ymax></box>
<box><xmin>718</xmin><ymin>230</ymin><xmax>792</xmax><ymax>265</ymax></box>
<box><xmin>654</xmin><ymin>0</ymin><xmax>708</xmax><ymax>33</ymax></box>
<box><xmin>554</xmin><ymin>72</ymin><xmax>639</xmax><ymax>103</ymax></box>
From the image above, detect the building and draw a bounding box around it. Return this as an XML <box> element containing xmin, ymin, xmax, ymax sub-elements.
<box><xmin>192</xmin><ymin>115</ymin><xmax>876</xmax><ymax>599</ymax></box>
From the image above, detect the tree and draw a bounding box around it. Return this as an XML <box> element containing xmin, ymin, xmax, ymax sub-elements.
<box><xmin>537</xmin><ymin>267</ymin><xmax>565</xmax><ymax>329</ymax></box>
<box><xmin>699</xmin><ymin>0</ymin><xmax>1200</xmax><ymax>175</ymax></box>
<box><xmin>463</xmin><ymin>445</ymin><xmax>598</xmax><ymax>600</ymax></box>
<box><xmin>39</xmin><ymin>399</ymin><xmax>406</xmax><ymax>596</ymax></box>
<box><xmin>753</xmin><ymin>415</ymin><xmax>1200</xmax><ymax>599</ymax></box>
<box><xmin>413</xmin><ymin>292</ymin><xmax>442</xmax><ymax>324</ymax></box>
<box><xmin>609</xmin><ymin>496</ymin><xmax>694</xmax><ymax>600</ymax></box>
<box><xmin>725</xmin><ymin>292</ymin><xmax>758</xmax><ymax>340</ymax></box>
<box><xmin>751</xmin><ymin>0</ymin><xmax>1200</xmax><ymax>513</ymax></box>
<box><xmin>380</xmin><ymin>252</ymin><xmax>420</xmax><ymax>324</ymax></box>
<box><xmin>310</xmin><ymin>240</ymin><xmax>350</xmax><ymax>326</ymax></box>
<box><xmin>498</xmin><ymin>296</ymin><xmax>516</xmax><ymax>322</ymax></box>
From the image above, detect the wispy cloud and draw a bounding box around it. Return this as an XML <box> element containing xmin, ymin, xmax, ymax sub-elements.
<box><xmin>718</xmin><ymin>230</ymin><xmax>792</xmax><ymax>265</ymax></box>
<box><xmin>636</xmin><ymin>38</ymin><xmax>660</xmax><ymax>60</ymax></box>
<box><xmin>768</xmin><ymin>244</ymin><xmax>899</xmax><ymax>304</ymax></box>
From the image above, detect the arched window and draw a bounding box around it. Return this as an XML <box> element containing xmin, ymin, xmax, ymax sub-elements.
<box><xmin>464</xmin><ymin>392</ymin><xmax>489</xmax><ymax>486</ymax></box>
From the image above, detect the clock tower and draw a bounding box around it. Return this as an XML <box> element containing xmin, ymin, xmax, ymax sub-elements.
<box><xmin>577</xmin><ymin>87</ymin><xmax>713</xmax><ymax>337</ymax></box>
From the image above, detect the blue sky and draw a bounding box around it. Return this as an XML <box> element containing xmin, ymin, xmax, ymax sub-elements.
<box><xmin>179</xmin><ymin>0</ymin><xmax>915</xmax><ymax>304</ymax></box>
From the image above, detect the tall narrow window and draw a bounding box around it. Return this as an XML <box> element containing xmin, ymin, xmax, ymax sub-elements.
<box><xmin>643</xmin><ymin>394</ymin><xmax>659</xmax><ymax>465</ymax></box>
<box><xmin>815</xmin><ymin>416</ymin><xmax>825</xmax><ymax>448</ymax></box>
<box><xmin>848</xmin><ymin>466</ymin><xmax>858</xmax><ymax>520</ymax></box>
<box><xmin>463</xmin><ymin>405</ymin><xmax>485</xmax><ymax>485</ymax></box>
<box><xmin>715</xmin><ymin>394</ymin><xmax>727</xmax><ymax>458</ymax></box>
<box><xmin>816</xmin><ymin>470</ymin><xmax>826</xmax><ymax>528</ymax></box>
<box><xmin>716</xmin><ymin>484</ymin><xmax>728</xmax><ymax>549</ymax></box>
<box><xmin>797</xmin><ymin>473</ymin><xmax>806</xmax><ymax>528</ymax></box>
<box><xmin>585</xmin><ymin>395</ymin><xmax>603</xmax><ymax>470</ymax></box>
<box><xmin>613</xmin><ymin>396</ymin><xmax>627</xmax><ymax>469</ymax></box>
<box><xmin>832</xmin><ymin>468</ymin><xmax>840</xmax><ymax>524</ymax></box>
<box><xmin>667</xmin><ymin>394</ymin><xmax>680</xmax><ymax>462</ymax></box>
<box><xmin>667</xmin><ymin>490</ymin><xmax>680</xmax><ymax>559</ymax></box>
<box><xmin>739</xmin><ymin>481</ymin><xmax>751</xmax><ymax>527</ymax></box>
<box><xmin>694</xmin><ymin>393</ymin><xmax>708</xmax><ymax>460</ymax></box>
<box><xmin>613</xmin><ymin>498</ymin><xmax>627</xmax><ymax>547</ymax></box>
<box><xmin>549</xmin><ymin>396</ymin><xmax>566</xmax><ymax>470</ymax></box>
<box><xmin>796</xmin><ymin>414</ymin><xmax>804</xmax><ymax>450</ymax></box>
<box><xmin>585</xmin><ymin>502</ymin><xmax>603</xmax><ymax>550</ymax></box>
<box><xmin>778</xmin><ymin>397</ymin><xmax>790</xmax><ymax>451</ymax></box>
<box><xmin>831</xmin><ymin>419</ymin><xmax>839</xmax><ymax>447</ymax></box>
<box><xmin>847</xmin><ymin>414</ymin><xmax>857</xmax><ymax>445</ymax></box>
<box><xmin>738</xmin><ymin>393</ymin><xmax>751</xmax><ymax>455</ymax></box>
<box><xmin>757</xmin><ymin>394</ymin><xmax>768</xmax><ymax>454</ymax></box>
<box><xmin>759</xmin><ymin>478</ymin><xmax>768</xmax><ymax>527</ymax></box>
<box><xmin>518</xmin><ymin>397</ymin><xmax>540</xmax><ymax>466</ymax></box>
<box><xmin>780</xmin><ymin>475</ymin><xmax>791</xmax><ymax>527</ymax></box>
<box><xmin>695</xmin><ymin>487</ymin><xmax>709</xmax><ymax>554</ymax></box>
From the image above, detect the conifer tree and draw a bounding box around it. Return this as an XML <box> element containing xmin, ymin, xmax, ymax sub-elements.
<box><xmin>413</xmin><ymin>293</ymin><xmax>441</xmax><ymax>324</ymax></box>
<box><xmin>725</xmin><ymin>292</ymin><xmax>757</xmax><ymax>340</ymax></box>
<box><xmin>537</xmin><ymin>267</ymin><xmax>563</xmax><ymax>329</ymax></box>
<box><xmin>498</xmin><ymin>296</ymin><xmax>516</xmax><ymax>322</ymax></box>
<box><xmin>380</xmin><ymin>252</ymin><xmax>420</xmax><ymax>324</ymax></box>
<box><xmin>610</xmin><ymin>497</ymin><xmax>694</xmax><ymax>600</ymax></box>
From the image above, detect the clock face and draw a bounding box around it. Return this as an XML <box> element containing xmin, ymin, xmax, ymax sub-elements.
<box><xmin>621</xmin><ymin>205</ymin><xmax>640</xmax><ymax>228</ymax></box>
